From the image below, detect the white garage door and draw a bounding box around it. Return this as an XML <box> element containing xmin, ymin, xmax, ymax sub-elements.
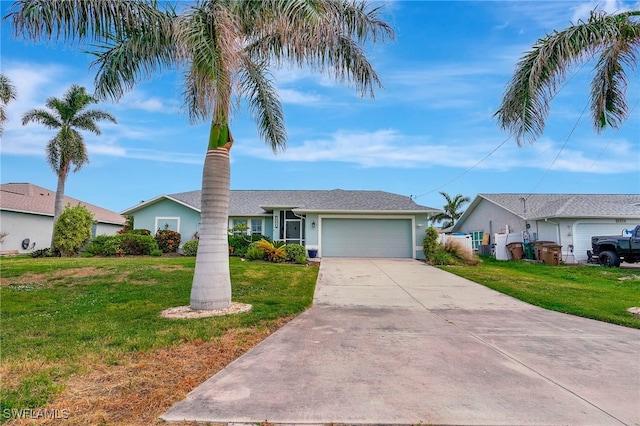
<box><xmin>574</xmin><ymin>222</ymin><xmax>638</xmax><ymax>261</ymax></box>
<box><xmin>321</xmin><ymin>218</ymin><xmax>412</xmax><ymax>258</ymax></box>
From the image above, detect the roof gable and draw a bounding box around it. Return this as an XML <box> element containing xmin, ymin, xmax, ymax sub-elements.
<box><xmin>1</xmin><ymin>183</ymin><xmax>126</xmax><ymax>225</ymax></box>
<box><xmin>123</xmin><ymin>189</ymin><xmax>440</xmax><ymax>216</ymax></box>
<box><xmin>460</xmin><ymin>194</ymin><xmax>640</xmax><ymax>225</ymax></box>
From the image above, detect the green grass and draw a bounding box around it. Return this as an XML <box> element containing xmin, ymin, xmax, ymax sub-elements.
<box><xmin>441</xmin><ymin>256</ymin><xmax>640</xmax><ymax>329</ymax></box>
<box><xmin>0</xmin><ymin>256</ymin><xmax>318</xmax><ymax>418</ymax></box>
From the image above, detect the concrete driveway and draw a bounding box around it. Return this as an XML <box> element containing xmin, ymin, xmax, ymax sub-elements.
<box><xmin>162</xmin><ymin>258</ymin><xmax>640</xmax><ymax>425</ymax></box>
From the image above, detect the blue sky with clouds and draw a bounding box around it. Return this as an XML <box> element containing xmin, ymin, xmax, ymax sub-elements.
<box><xmin>1</xmin><ymin>0</ymin><xmax>639</xmax><ymax>213</ymax></box>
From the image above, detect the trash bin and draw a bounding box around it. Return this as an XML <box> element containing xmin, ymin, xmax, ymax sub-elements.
<box><xmin>541</xmin><ymin>245</ymin><xmax>562</xmax><ymax>265</ymax></box>
<box><xmin>523</xmin><ymin>242</ymin><xmax>535</xmax><ymax>260</ymax></box>
<box><xmin>506</xmin><ymin>242</ymin><xmax>524</xmax><ymax>260</ymax></box>
<box><xmin>533</xmin><ymin>241</ymin><xmax>554</xmax><ymax>261</ymax></box>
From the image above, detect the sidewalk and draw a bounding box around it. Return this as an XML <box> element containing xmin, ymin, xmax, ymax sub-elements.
<box><xmin>162</xmin><ymin>258</ymin><xmax>640</xmax><ymax>425</ymax></box>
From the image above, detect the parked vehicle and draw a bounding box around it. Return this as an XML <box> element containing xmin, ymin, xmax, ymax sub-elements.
<box><xmin>589</xmin><ymin>225</ymin><xmax>640</xmax><ymax>267</ymax></box>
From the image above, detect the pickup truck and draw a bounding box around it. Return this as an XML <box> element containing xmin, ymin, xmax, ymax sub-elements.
<box><xmin>590</xmin><ymin>225</ymin><xmax>640</xmax><ymax>267</ymax></box>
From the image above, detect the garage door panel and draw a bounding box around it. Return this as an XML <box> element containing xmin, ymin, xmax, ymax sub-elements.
<box><xmin>322</xmin><ymin>219</ymin><xmax>412</xmax><ymax>258</ymax></box>
<box><xmin>574</xmin><ymin>222</ymin><xmax>636</xmax><ymax>261</ymax></box>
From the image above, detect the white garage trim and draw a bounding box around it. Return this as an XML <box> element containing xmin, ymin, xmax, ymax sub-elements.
<box><xmin>318</xmin><ymin>215</ymin><xmax>416</xmax><ymax>258</ymax></box>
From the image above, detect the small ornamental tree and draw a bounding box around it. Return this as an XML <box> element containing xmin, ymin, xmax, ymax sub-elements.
<box><xmin>422</xmin><ymin>226</ymin><xmax>441</xmax><ymax>261</ymax></box>
<box><xmin>155</xmin><ymin>229</ymin><xmax>181</xmax><ymax>253</ymax></box>
<box><xmin>53</xmin><ymin>203</ymin><xmax>94</xmax><ymax>257</ymax></box>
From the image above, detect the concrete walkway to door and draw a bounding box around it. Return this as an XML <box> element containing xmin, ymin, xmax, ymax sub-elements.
<box><xmin>162</xmin><ymin>258</ymin><xmax>640</xmax><ymax>425</ymax></box>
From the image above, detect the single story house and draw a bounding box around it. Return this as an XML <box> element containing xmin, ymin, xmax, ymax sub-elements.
<box><xmin>121</xmin><ymin>189</ymin><xmax>440</xmax><ymax>259</ymax></box>
<box><xmin>452</xmin><ymin>193</ymin><xmax>640</xmax><ymax>263</ymax></box>
<box><xmin>0</xmin><ymin>183</ymin><xmax>126</xmax><ymax>254</ymax></box>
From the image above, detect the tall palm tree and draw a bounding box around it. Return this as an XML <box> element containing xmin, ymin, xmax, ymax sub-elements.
<box><xmin>495</xmin><ymin>9</ymin><xmax>640</xmax><ymax>145</ymax></box>
<box><xmin>7</xmin><ymin>0</ymin><xmax>394</xmax><ymax>310</ymax></box>
<box><xmin>430</xmin><ymin>192</ymin><xmax>470</xmax><ymax>229</ymax></box>
<box><xmin>21</xmin><ymin>84</ymin><xmax>117</xmax><ymax>245</ymax></box>
<box><xmin>0</xmin><ymin>73</ymin><xmax>17</xmax><ymax>135</ymax></box>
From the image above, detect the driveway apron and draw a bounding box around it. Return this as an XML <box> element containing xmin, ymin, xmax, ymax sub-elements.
<box><xmin>162</xmin><ymin>258</ymin><xmax>640</xmax><ymax>425</ymax></box>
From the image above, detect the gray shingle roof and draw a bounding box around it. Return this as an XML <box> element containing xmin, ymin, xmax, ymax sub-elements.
<box><xmin>478</xmin><ymin>193</ymin><xmax>640</xmax><ymax>219</ymax></box>
<box><xmin>145</xmin><ymin>189</ymin><xmax>439</xmax><ymax>216</ymax></box>
<box><xmin>1</xmin><ymin>183</ymin><xmax>126</xmax><ymax>225</ymax></box>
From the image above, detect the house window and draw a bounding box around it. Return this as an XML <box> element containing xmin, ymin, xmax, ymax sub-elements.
<box><xmin>251</xmin><ymin>220</ymin><xmax>262</xmax><ymax>235</ymax></box>
<box><xmin>471</xmin><ymin>230</ymin><xmax>484</xmax><ymax>250</ymax></box>
<box><xmin>232</xmin><ymin>219</ymin><xmax>248</xmax><ymax>234</ymax></box>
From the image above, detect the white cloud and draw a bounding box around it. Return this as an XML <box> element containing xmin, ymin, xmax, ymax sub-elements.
<box><xmin>234</xmin><ymin>128</ymin><xmax>639</xmax><ymax>175</ymax></box>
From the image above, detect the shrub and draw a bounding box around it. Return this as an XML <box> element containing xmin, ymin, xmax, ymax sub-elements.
<box><xmin>256</xmin><ymin>239</ymin><xmax>286</xmax><ymax>263</ymax></box>
<box><xmin>429</xmin><ymin>250</ymin><xmax>456</xmax><ymax>266</ymax></box>
<box><xmin>30</xmin><ymin>248</ymin><xmax>52</xmax><ymax>258</ymax></box>
<box><xmin>422</xmin><ymin>226</ymin><xmax>440</xmax><ymax>260</ymax></box>
<box><xmin>155</xmin><ymin>230</ymin><xmax>181</xmax><ymax>253</ymax></box>
<box><xmin>85</xmin><ymin>234</ymin><xmax>112</xmax><ymax>256</ymax></box>
<box><xmin>150</xmin><ymin>249</ymin><xmax>163</xmax><ymax>257</ymax></box>
<box><xmin>129</xmin><ymin>229</ymin><xmax>151</xmax><ymax>236</ymax></box>
<box><xmin>102</xmin><ymin>235</ymin><xmax>123</xmax><ymax>256</ymax></box>
<box><xmin>245</xmin><ymin>245</ymin><xmax>265</xmax><ymax>261</ymax></box>
<box><xmin>285</xmin><ymin>244</ymin><xmax>307</xmax><ymax>263</ymax></box>
<box><xmin>228</xmin><ymin>233</ymin><xmax>266</xmax><ymax>257</ymax></box>
<box><xmin>182</xmin><ymin>239</ymin><xmax>199</xmax><ymax>256</ymax></box>
<box><xmin>53</xmin><ymin>204</ymin><xmax>94</xmax><ymax>257</ymax></box>
<box><xmin>121</xmin><ymin>233</ymin><xmax>158</xmax><ymax>255</ymax></box>
<box><xmin>295</xmin><ymin>254</ymin><xmax>308</xmax><ymax>265</ymax></box>
<box><xmin>443</xmin><ymin>239</ymin><xmax>479</xmax><ymax>266</ymax></box>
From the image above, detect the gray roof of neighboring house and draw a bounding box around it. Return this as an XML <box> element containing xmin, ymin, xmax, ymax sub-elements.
<box><xmin>470</xmin><ymin>193</ymin><xmax>640</xmax><ymax>220</ymax></box>
<box><xmin>123</xmin><ymin>189</ymin><xmax>439</xmax><ymax>216</ymax></box>
<box><xmin>1</xmin><ymin>183</ymin><xmax>126</xmax><ymax>225</ymax></box>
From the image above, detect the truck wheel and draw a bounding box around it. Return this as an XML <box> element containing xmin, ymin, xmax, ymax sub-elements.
<box><xmin>600</xmin><ymin>251</ymin><xmax>621</xmax><ymax>267</ymax></box>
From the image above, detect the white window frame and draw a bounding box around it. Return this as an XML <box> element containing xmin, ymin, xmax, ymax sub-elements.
<box><xmin>155</xmin><ymin>217</ymin><xmax>181</xmax><ymax>233</ymax></box>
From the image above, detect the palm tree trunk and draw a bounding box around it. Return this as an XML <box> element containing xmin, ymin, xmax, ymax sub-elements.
<box><xmin>51</xmin><ymin>170</ymin><xmax>67</xmax><ymax>247</ymax></box>
<box><xmin>190</xmin><ymin>147</ymin><xmax>232</xmax><ymax>310</ymax></box>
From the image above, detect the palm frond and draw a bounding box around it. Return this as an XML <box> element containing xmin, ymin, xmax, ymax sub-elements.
<box><xmin>6</xmin><ymin>0</ymin><xmax>170</xmax><ymax>47</ymax></box>
<box><xmin>21</xmin><ymin>109</ymin><xmax>61</xmax><ymax>129</ymax></box>
<box><xmin>495</xmin><ymin>9</ymin><xmax>640</xmax><ymax>145</ymax></box>
<box><xmin>239</xmin><ymin>58</ymin><xmax>286</xmax><ymax>152</ymax></box>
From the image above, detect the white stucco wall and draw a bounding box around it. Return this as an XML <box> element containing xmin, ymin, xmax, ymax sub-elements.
<box><xmin>0</xmin><ymin>210</ymin><xmax>122</xmax><ymax>254</ymax></box>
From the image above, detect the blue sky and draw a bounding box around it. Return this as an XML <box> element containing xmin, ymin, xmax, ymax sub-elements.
<box><xmin>1</xmin><ymin>0</ymin><xmax>639</xmax><ymax>214</ymax></box>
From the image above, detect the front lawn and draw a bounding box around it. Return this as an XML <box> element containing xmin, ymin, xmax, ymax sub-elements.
<box><xmin>0</xmin><ymin>256</ymin><xmax>318</xmax><ymax>425</ymax></box>
<box><xmin>441</xmin><ymin>257</ymin><xmax>640</xmax><ymax>329</ymax></box>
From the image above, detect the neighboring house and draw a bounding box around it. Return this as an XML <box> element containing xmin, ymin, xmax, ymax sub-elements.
<box><xmin>0</xmin><ymin>183</ymin><xmax>125</xmax><ymax>254</ymax></box>
<box><xmin>121</xmin><ymin>189</ymin><xmax>440</xmax><ymax>259</ymax></box>
<box><xmin>452</xmin><ymin>193</ymin><xmax>640</xmax><ymax>263</ymax></box>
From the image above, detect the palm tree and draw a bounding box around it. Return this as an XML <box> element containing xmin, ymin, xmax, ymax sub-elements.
<box><xmin>21</xmin><ymin>84</ymin><xmax>117</xmax><ymax>246</ymax></box>
<box><xmin>0</xmin><ymin>73</ymin><xmax>17</xmax><ymax>135</ymax></box>
<box><xmin>495</xmin><ymin>9</ymin><xmax>640</xmax><ymax>145</ymax></box>
<box><xmin>7</xmin><ymin>0</ymin><xmax>394</xmax><ymax>310</ymax></box>
<box><xmin>430</xmin><ymin>192</ymin><xmax>470</xmax><ymax>229</ymax></box>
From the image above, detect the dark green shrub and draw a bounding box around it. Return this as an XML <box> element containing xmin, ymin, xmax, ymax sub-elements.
<box><xmin>155</xmin><ymin>230</ymin><xmax>181</xmax><ymax>253</ymax></box>
<box><xmin>295</xmin><ymin>254</ymin><xmax>308</xmax><ymax>265</ymax></box>
<box><xmin>182</xmin><ymin>239</ymin><xmax>199</xmax><ymax>256</ymax></box>
<box><xmin>85</xmin><ymin>234</ymin><xmax>112</xmax><ymax>255</ymax></box>
<box><xmin>429</xmin><ymin>250</ymin><xmax>456</xmax><ymax>265</ymax></box>
<box><xmin>422</xmin><ymin>226</ymin><xmax>440</xmax><ymax>260</ymax></box>
<box><xmin>100</xmin><ymin>235</ymin><xmax>123</xmax><ymax>256</ymax></box>
<box><xmin>285</xmin><ymin>244</ymin><xmax>306</xmax><ymax>263</ymax></box>
<box><xmin>228</xmin><ymin>233</ymin><xmax>265</xmax><ymax>257</ymax></box>
<box><xmin>121</xmin><ymin>233</ymin><xmax>158</xmax><ymax>255</ymax></box>
<box><xmin>129</xmin><ymin>229</ymin><xmax>151</xmax><ymax>236</ymax></box>
<box><xmin>30</xmin><ymin>248</ymin><xmax>52</xmax><ymax>258</ymax></box>
<box><xmin>245</xmin><ymin>245</ymin><xmax>265</xmax><ymax>261</ymax></box>
<box><xmin>53</xmin><ymin>204</ymin><xmax>94</xmax><ymax>257</ymax></box>
<box><xmin>150</xmin><ymin>249</ymin><xmax>163</xmax><ymax>257</ymax></box>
